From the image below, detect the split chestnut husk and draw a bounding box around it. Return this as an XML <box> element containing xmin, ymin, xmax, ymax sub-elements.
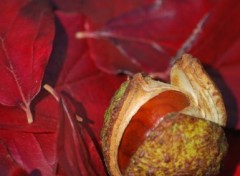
<box><xmin>101</xmin><ymin>54</ymin><xmax>228</xmax><ymax>176</ymax></box>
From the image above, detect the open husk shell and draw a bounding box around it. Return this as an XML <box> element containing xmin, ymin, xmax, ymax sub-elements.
<box><xmin>101</xmin><ymin>54</ymin><xmax>227</xmax><ymax>176</ymax></box>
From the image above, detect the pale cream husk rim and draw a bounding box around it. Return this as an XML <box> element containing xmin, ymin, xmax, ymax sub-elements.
<box><xmin>103</xmin><ymin>54</ymin><xmax>227</xmax><ymax>176</ymax></box>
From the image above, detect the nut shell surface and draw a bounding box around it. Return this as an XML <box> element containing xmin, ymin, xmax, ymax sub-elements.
<box><xmin>101</xmin><ymin>54</ymin><xmax>228</xmax><ymax>176</ymax></box>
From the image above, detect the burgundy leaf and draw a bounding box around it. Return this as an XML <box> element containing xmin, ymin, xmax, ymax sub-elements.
<box><xmin>0</xmin><ymin>130</ymin><xmax>57</xmax><ymax>175</ymax></box>
<box><xmin>0</xmin><ymin>0</ymin><xmax>55</xmax><ymax>123</ymax></box>
<box><xmin>0</xmin><ymin>93</ymin><xmax>60</xmax><ymax>133</ymax></box>
<box><xmin>34</xmin><ymin>133</ymin><xmax>58</xmax><ymax>167</ymax></box>
<box><xmin>60</xmin><ymin>71</ymin><xmax>126</xmax><ymax>140</ymax></box>
<box><xmin>76</xmin><ymin>0</ymin><xmax>218</xmax><ymax>74</ymax></box>
<box><xmin>0</xmin><ymin>91</ymin><xmax>61</xmax><ymax>174</ymax></box>
<box><xmin>42</xmin><ymin>11</ymin><xmax>126</xmax><ymax>174</ymax></box>
<box><xmin>0</xmin><ymin>142</ymin><xmax>28</xmax><ymax>176</ymax></box>
<box><xmin>0</xmin><ymin>0</ymin><xmax>239</xmax><ymax>175</ymax></box>
<box><xmin>46</xmin><ymin>11</ymin><xmax>99</xmax><ymax>88</ymax></box>
<box><xmin>57</xmin><ymin>97</ymin><xmax>106</xmax><ymax>175</ymax></box>
<box><xmin>51</xmin><ymin>0</ymin><xmax>155</xmax><ymax>25</ymax></box>
<box><xmin>48</xmin><ymin>11</ymin><xmax>126</xmax><ymax>140</ymax></box>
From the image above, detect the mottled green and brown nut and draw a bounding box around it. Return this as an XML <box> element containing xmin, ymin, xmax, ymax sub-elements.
<box><xmin>101</xmin><ymin>54</ymin><xmax>228</xmax><ymax>176</ymax></box>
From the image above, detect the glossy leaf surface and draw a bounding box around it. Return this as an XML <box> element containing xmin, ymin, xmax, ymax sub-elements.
<box><xmin>0</xmin><ymin>0</ymin><xmax>55</xmax><ymax>123</ymax></box>
<box><xmin>0</xmin><ymin>0</ymin><xmax>239</xmax><ymax>175</ymax></box>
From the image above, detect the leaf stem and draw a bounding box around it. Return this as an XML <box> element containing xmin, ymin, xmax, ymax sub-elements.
<box><xmin>75</xmin><ymin>30</ymin><xmax>164</xmax><ymax>54</ymax></box>
<box><xmin>75</xmin><ymin>31</ymin><xmax>100</xmax><ymax>39</ymax></box>
<box><xmin>21</xmin><ymin>103</ymin><xmax>33</xmax><ymax>124</ymax></box>
<box><xmin>43</xmin><ymin>84</ymin><xmax>59</xmax><ymax>102</ymax></box>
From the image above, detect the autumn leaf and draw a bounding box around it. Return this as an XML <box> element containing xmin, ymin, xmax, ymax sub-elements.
<box><xmin>75</xmin><ymin>0</ymin><xmax>218</xmax><ymax>75</ymax></box>
<box><xmin>0</xmin><ymin>0</ymin><xmax>239</xmax><ymax>175</ymax></box>
<box><xmin>56</xmin><ymin>96</ymin><xmax>106</xmax><ymax>175</ymax></box>
<box><xmin>43</xmin><ymin>11</ymin><xmax>126</xmax><ymax>175</ymax></box>
<box><xmin>0</xmin><ymin>142</ymin><xmax>28</xmax><ymax>176</ymax></box>
<box><xmin>0</xmin><ymin>92</ymin><xmax>61</xmax><ymax>175</ymax></box>
<box><xmin>0</xmin><ymin>95</ymin><xmax>60</xmax><ymax>135</ymax></box>
<box><xmin>0</xmin><ymin>130</ymin><xmax>57</xmax><ymax>175</ymax></box>
<box><xmin>46</xmin><ymin>11</ymin><xmax>126</xmax><ymax>139</ymax></box>
<box><xmin>0</xmin><ymin>0</ymin><xmax>55</xmax><ymax>123</ymax></box>
<box><xmin>51</xmin><ymin>0</ymin><xmax>155</xmax><ymax>26</ymax></box>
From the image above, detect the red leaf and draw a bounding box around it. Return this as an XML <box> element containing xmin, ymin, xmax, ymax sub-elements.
<box><xmin>1</xmin><ymin>0</ymin><xmax>239</xmax><ymax>175</ymax></box>
<box><xmin>0</xmin><ymin>0</ymin><xmax>55</xmax><ymax>123</ymax></box>
<box><xmin>0</xmin><ymin>130</ymin><xmax>57</xmax><ymax>175</ymax></box>
<box><xmin>57</xmin><ymin>97</ymin><xmax>106</xmax><ymax>175</ymax></box>
<box><xmin>0</xmin><ymin>91</ymin><xmax>61</xmax><ymax>174</ymax></box>
<box><xmin>44</xmin><ymin>11</ymin><xmax>126</xmax><ymax>174</ymax></box>
<box><xmin>0</xmin><ymin>93</ymin><xmax>61</xmax><ymax>133</ymax></box>
<box><xmin>0</xmin><ymin>142</ymin><xmax>28</xmax><ymax>176</ymax></box>
<box><xmin>47</xmin><ymin>11</ymin><xmax>126</xmax><ymax>139</ymax></box>
<box><xmin>51</xmin><ymin>0</ymin><xmax>155</xmax><ymax>25</ymax></box>
<box><xmin>75</xmin><ymin>0</ymin><xmax>218</xmax><ymax>75</ymax></box>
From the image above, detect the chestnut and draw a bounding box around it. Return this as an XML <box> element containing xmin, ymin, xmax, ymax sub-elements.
<box><xmin>101</xmin><ymin>54</ymin><xmax>228</xmax><ymax>176</ymax></box>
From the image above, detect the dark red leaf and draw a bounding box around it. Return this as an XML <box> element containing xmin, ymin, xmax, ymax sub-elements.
<box><xmin>0</xmin><ymin>0</ymin><xmax>55</xmax><ymax>123</ymax></box>
<box><xmin>0</xmin><ymin>0</ymin><xmax>239</xmax><ymax>175</ymax></box>
<box><xmin>48</xmin><ymin>11</ymin><xmax>126</xmax><ymax>139</ymax></box>
<box><xmin>0</xmin><ymin>91</ymin><xmax>61</xmax><ymax>174</ymax></box>
<box><xmin>34</xmin><ymin>133</ymin><xmax>58</xmax><ymax>167</ymax></box>
<box><xmin>0</xmin><ymin>142</ymin><xmax>28</xmax><ymax>176</ymax></box>
<box><xmin>76</xmin><ymin>0</ymin><xmax>218</xmax><ymax>75</ymax></box>
<box><xmin>0</xmin><ymin>130</ymin><xmax>57</xmax><ymax>175</ymax></box>
<box><xmin>46</xmin><ymin>11</ymin><xmax>98</xmax><ymax>88</ymax></box>
<box><xmin>43</xmin><ymin>12</ymin><xmax>125</xmax><ymax>175</ymax></box>
<box><xmin>44</xmin><ymin>11</ymin><xmax>126</xmax><ymax>175</ymax></box>
<box><xmin>0</xmin><ymin>93</ymin><xmax>61</xmax><ymax>133</ymax></box>
<box><xmin>51</xmin><ymin>0</ymin><xmax>155</xmax><ymax>25</ymax></box>
<box><xmin>57</xmin><ymin>97</ymin><xmax>106</xmax><ymax>175</ymax></box>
